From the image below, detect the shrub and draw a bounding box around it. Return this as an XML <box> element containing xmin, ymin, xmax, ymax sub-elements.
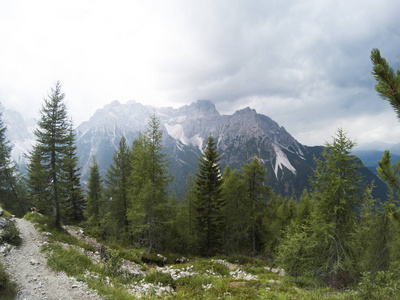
<box><xmin>0</xmin><ymin>261</ymin><xmax>16</xmax><ymax>299</ymax></box>
<box><xmin>1</xmin><ymin>221</ymin><xmax>22</xmax><ymax>246</ymax></box>
<box><xmin>357</xmin><ymin>271</ymin><xmax>400</xmax><ymax>300</ymax></box>
<box><xmin>103</xmin><ymin>248</ymin><xmax>123</xmax><ymax>275</ymax></box>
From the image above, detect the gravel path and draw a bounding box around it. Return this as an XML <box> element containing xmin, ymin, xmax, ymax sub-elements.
<box><xmin>1</xmin><ymin>218</ymin><xmax>103</xmax><ymax>300</ymax></box>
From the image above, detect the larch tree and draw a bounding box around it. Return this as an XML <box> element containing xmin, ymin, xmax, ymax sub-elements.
<box><xmin>278</xmin><ymin>129</ymin><xmax>364</xmax><ymax>287</ymax></box>
<box><xmin>241</xmin><ymin>156</ymin><xmax>272</xmax><ymax>255</ymax></box>
<box><xmin>128</xmin><ymin>114</ymin><xmax>172</xmax><ymax>253</ymax></box>
<box><xmin>85</xmin><ymin>156</ymin><xmax>103</xmax><ymax>225</ymax></box>
<box><xmin>307</xmin><ymin>128</ymin><xmax>363</xmax><ymax>287</ymax></box>
<box><xmin>194</xmin><ymin>134</ymin><xmax>225</xmax><ymax>256</ymax></box>
<box><xmin>222</xmin><ymin>165</ymin><xmax>247</xmax><ymax>254</ymax></box>
<box><xmin>105</xmin><ymin>136</ymin><xmax>132</xmax><ymax>242</ymax></box>
<box><xmin>28</xmin><ymin>82</ymin><xmax>71</xmax><ymax>228</ymax></box>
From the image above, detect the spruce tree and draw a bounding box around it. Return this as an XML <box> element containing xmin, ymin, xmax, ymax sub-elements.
<box><xmin>194</xmin><ymin>134</ymin><xmax>225</xmax><ymax>256</ymax></box>
<box><xmin>29</xmin><ymin>82</ymin><xmax>70</xmax><ymax>228</ymax></box>
<box><xmin>63</xmin><ymin>123</ymin><xmax>85</xmax><ymax>224</ymax></box>
<box><xmin>26</xmin><ymin>146</ymin><xmax>51</xmax><ymax>214</ymax></box>
<box><xmin>105</xmin><ymin>136</ymin><xmax>132</xmax><ymax>242</ymax></box>
<box><xmin>128</xmin><ymin>114</ymin><xmax>172</xmax><ymax>253</ymax></box>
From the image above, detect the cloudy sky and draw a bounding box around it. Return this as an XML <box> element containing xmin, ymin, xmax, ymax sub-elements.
<box><xmin>1</xmin><ymin>0</ymin><xmax>400</xmax><ymax>146</ymax></box>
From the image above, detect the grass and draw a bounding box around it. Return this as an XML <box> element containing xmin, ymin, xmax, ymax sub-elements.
<box><xmin>0</xmin><ymin>261</ymin><xmax>17</xmax><ymax>300</ymax></box>
<box><xmin>22</xmin><ymin>213</ymin><xmax>391</xmax><ymax>299</ymax></box>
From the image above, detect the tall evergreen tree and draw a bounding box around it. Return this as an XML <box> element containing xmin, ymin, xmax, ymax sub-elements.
<box><xmin>278</xmin><ymin>129</ymin><xmax>365</xmax><ymax>287</ymax></box>
<box><xmin>371</xmin><ymin>49</ymin><xmax>400</xmax><ymax>199</ymax></box>
<box><xmin>307</xmin><ymin>128</ymin><xmax>363</xmax><ymax>287</ymax></box>
<box><xmin>371</xmin><ymin>48</ymin><xmax>400</xmax><ymax>120</ymax></box>
<box><xmin>222</xmin><ymin>166</ymin><xmax>247</xmax><ymax>254</ymax></box>
<box><xmin>105</xmin><ymin>136</ymin><xmax>132</xmax><ymax>242</ymax></box>
<box><xmin>26</xmin><ymin>146</ymin><xmax>51</xmax><ymax>214</ymax></box>
<box><xmin>0</xmin><ymin>105</ymin><xmax>26</xmax><ymax>215</ymax></box>
<box><xmin>28</xmin><ymin>82</ymin><xmax>70</xmax><ymax>228</ymax></box>
<box><xmin>63</xmin><ymin>122</ymin><xmax>85</xmax><ymax>224</ymax></box>
<box><xmin>194</xmin><ymin>134</ymin><xmax>225</xmax><ymax>256</ymax></box>
<box><xmin>85</xmin><ymin>156</ymin><xmax>103</xmax><ymax>224</ymax></box>
<box><xmin>128</xmin><ymin>114</ymin><xmax>172</xmax><ymax>253</ymax></box>
<box><xmin>241</xmin><ymin>157</ymin><xmax>272</xmax><ymax>255</ymax></box>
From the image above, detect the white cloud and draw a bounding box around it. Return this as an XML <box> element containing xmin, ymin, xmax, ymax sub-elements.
<box><xmin>1</xmin><ymin>0</ymin><xmax>400</xmax><ymax>146</ymax></box>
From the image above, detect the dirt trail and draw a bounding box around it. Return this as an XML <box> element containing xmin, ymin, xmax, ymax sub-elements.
<box><xmin>1</xmin><ymin>218</ymin><xmax>103</xmax><ymax>300</ymax></box>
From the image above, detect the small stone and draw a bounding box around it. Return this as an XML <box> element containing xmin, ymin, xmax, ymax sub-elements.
<box><xmin>30</xmin><ymin>259</ymin><xmax>38</xmax><ymax>265</ymax></box>
<box><xmin>72</xmin><ymin>284</ymin><xmax>78</xmax><ymax>288</ymax></box>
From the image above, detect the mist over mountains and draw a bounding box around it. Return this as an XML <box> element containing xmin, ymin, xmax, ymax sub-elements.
<box><xmin>4</xmin><ymin>100</ymin><xmax>389</xmax><ymax>199</ymax></box>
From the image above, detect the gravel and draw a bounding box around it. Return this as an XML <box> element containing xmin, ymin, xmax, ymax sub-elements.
<box><xmin>0</xmin><ymin>218</ymin><xmax>104</xmax><ymax>300</ymax></box>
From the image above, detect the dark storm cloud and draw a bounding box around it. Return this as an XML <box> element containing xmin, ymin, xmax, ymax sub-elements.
<box><xmin>155</xmin><ymin>0</ymin><xmax>400</xmax><ymax>144</ymax></box>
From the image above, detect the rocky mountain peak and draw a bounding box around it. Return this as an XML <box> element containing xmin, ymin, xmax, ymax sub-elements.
<box><xmin>179</xmin><ymin>100</ymin><xmax>219</xmax><ymax>119</ymax></box>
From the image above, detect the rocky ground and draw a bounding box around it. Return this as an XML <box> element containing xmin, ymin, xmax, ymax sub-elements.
<box><xmin>1</xmin><ymin>218</ymin><xmax>103</xmax><ymax>300</ymax></box>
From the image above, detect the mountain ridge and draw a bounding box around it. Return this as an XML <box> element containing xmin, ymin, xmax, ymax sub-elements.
<box><xmin>2</xmin><ymin>100</ymin><xmax>389</xmax><ymax>200</ymax></box>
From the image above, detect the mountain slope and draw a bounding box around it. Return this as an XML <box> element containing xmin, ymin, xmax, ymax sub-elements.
<box><xmin>75</xmin><ymin>100</ymin><xmax>388</xmax><ymax>200</ymax></box>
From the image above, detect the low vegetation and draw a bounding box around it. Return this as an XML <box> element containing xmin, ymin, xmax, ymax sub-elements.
<box><xmin>20</xmin><ymin>212</ymin><xmax>400</xmax><ymax>299</ymax></box>
<box><xmin>0</xmin><ymin>206</ymin><xmax>19</xmax><ymax>299</ymax></box>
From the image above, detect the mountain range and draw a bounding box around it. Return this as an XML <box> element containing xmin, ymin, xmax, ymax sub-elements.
<box><xmin>3</xmin><ymin>100</ymin><xmax>390</xmax><ymax>200</ymax></box>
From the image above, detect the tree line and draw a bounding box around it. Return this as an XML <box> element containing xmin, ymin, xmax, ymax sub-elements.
<box><xmin>0</xmin><ymin>48</ymin><xmax>400</xmax><ymax>288</ymax></box>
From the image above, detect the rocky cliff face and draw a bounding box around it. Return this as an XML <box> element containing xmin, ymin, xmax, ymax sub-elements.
<box><xmin>3</xmin><ymin>109</ymin><xmax>35</xmax><ymax>170</ymax></box>
<box><xmin>74</xmin><ymin>100</ymin><xmax>322</xmax><ymax>198</ymax></box>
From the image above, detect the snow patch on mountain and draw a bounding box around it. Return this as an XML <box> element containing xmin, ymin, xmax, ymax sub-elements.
<box><xmin>190</xmin><ymin>134</ymin><xmax>204</xmax><ymax>151</ymax></box>
<box><xmin>273</xmin><ymin>144</ymin><xmax>296</xmax><ymax>178</ymax></box>
<box><xmin>165</xmin><ymin>123</ymin><xmax>187</xmax><ymax>145</ymax></box>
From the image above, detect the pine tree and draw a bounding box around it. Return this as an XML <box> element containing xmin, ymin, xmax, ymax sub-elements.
<box><xmin>28</xmin><ymin>82</ymin><xmax>70</xmax><ymax>228</ymax></box>
<box><xmin>371</xmin><ymin>49</ymin><xmax>400</xmax><ymax>199</ymax></box>
<box><xmin>128</xmin><ymin>114</ymin><xmax>172</xmax><ymax>253</ymax></box>
<box><xmin>371</xmin><ymin>48</ymin><xmax>400</xmax><ymax>120</ymax></box>
<box><xmin>0</xmin><ymin>104</ymin><xmax>26</xmax><ymax>215</ymax></box>
<box><xmin>63</xmin><ymin>123</ymin><xmax>85</xmax><ymax>224</ymax></box>
<box><xmin>105</xmin><ymin>136</ymin><xmax>132</xmax><ymax>242</ymax></box>
<box><xmin>241</xmin><ymin>157</ymin><xmax>272</xmax><ymax>255</ymax></box>
<box><xmin>194</xmin><ymin>134</ymin><xmax>225</xmax><ymax>256</ymax></box>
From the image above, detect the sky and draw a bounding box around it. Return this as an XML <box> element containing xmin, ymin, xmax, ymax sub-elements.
<box><xmin>1</xmin><ymin>0</ymin><xmax>400</xmax><ymax>146</ymax></box>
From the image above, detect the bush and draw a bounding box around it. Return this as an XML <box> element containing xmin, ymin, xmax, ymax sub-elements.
<box><xmin>0</xmin><ymin>261</ymin><xmax>16</xmax><ymax>299</ymax></box>
<box><xmin>357</xmin><ymin>271</ymin><xmax>400</xmax><ymax>300</ymax></box>
<box><xmin>103</xmin><ymin>248</ymin><xmax>123</xmax><ymax>275</ymax></box>
<box><xmin>1</xmin><ymin>221</ymin><xmax>22</xmax><ymax>246</ymax></box>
